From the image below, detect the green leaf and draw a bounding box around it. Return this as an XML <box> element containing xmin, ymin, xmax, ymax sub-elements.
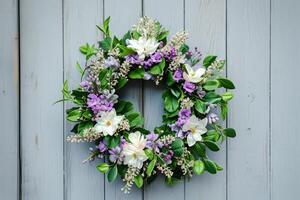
<box><xmin>204</xmin><ymin>159</ymin><xmax>217</xmax><ymax>174</ymax></box>
<box><xmin>215</xmin><ymin>162</ymin><xmax>223</xmax><ymax>171</ymax></box>
<box><xmin>157</xmin><ymin>31</ymin><xmax>169</xmax><ymax>41</ymax></box>
<box><xmin>203</xmin><ymin>140</ymin><xmax>220</xmax><ymax>152</ymax></box>
<box><xmin>97</xmin><ymin>16</ymin><xmax>111</xmax><ymax>37</ymax></box>
<box><xmin>115</xmin><ymin>100</ymin><xmax>134</xmax><ymax>115</ymax></box>
<box><xmin>78</xmin><ymin>121</ymin><xmax>94</xmax><ymax>135</ymax></box>
<box><xmin>97</xmin><ymin>163</ymin><xmax>110</xmax><ymax>173</ymax></box>
<box><xmin>66</xmin><ymin>108</ymin><xmax>81</xmax><ymax>122</ymax></box>
<box><xmin>217</xmin><ymin>78</ymin><xmax>235</xmax><ymax>89</ymax></box>
<box><xmin>98</xmin><ymin>68</ymin><xmax>112</xmax><ymax>89</ymax></box>
<box><xmin>128</xmin><ymin>68</ymin><xmax>145</xmax><ymax>79</ymax></box>
<box><xmin>75</xmin><ymin>62</ymin><xmax>84</xmax><ymax>75</ymax></box>
<box><xmin>166</xmin><ymin>71</ymin><xmax>176</xmax><ymax>86</ymax></box>
<box><xmin>180</xmin><ymin>44</ymin><xmax>189</xmax><ymax>54</ymax></box>
<box><xmin>221</xmin><ymin>102</ymin><xmax>228</xmax><ymax>120</ymax></box>
<box><xmin>116</xmin><ymin>77</ymin><xmax>128</xmax><ymax>90</ymax></box>
<box><xmin>107</xmin><ymin>165</ymin><xmax>118</xmax><ymax>182</ymax></box>
<box><xmin>146</xmin><ymin>156</ymin><xmax>157</xmax><ymax>177</ymax></box>
<box><xmin>203</xmin><ymin>92</ymin><xmax>222</xmax><ymax>104</ymax></box>
<box><xmin>99</xmin><ymin>37</ymin><xmax>112</xmax><ymax>51</ymax></box>
<box><xmin>203</xmin><ymin>55</ymin><xmax>217</xmax><ymax>68</ymax></box>
<box><xmin>204</xmin><ymin>130</ymin><xmax>219</xmax><ymax>142</ymax></box>
<box><xmin>194</xmin><ymin>99</ymin><xmax>207</xmax><ymax>114</ymax></box>
<box><xmin>134</xmin><ymin>175</ymin><xmax>144</xmax><ymax>188</ymax></box>
<box><xmin>171</xmin><ymin>138</ymin><xmax>184</xmax><ymax>156</ymax></box>
<box><xmin>223</xmin><ymin>128</ymin><xmax>236</xmax><ymax>138</ymax></box>
<box><xmin>79</xmin><ymin>43</ymin><xmax>96</xmax><ymax>59</ymax></box>
<box><xmin>118</xmin><ymin>44</ymin><xmax>135</xmax><ymax>57</ymax></box>
<box><xmin>126</xmin><ymin>112</ymin><xmax>144</xmax><ymax>127</ymax></box>
<box><xmin>104</xmin><ymin>136</ymin><xmax>120</xmax><ymax>148</ymax></box>
<box><xmin>194</xmin><ymin>160</ymin><xmax>205</xmax><ymax>175</ymax></box>
<box><xmin>149</xmin><ymin>58</ymin><xmax>166</xmax><ymax>75</ymax></box>
<box><xmin>144</xmin><ymin>149</ymin><xmax>154</xmax><ymax>160</ymax></box>
<box><xmin>164</xmin><ymin>91</ymin><xmax>179</xmax><ymax>113</ymax></box>
<box><xmin>203</xmin><ymin>80</ymin><xmax>219</xmax><ymax>91</ymax></box>
<box><xmin>221</xmin><ymin>92</ymin><xmax>234</xmax><ymax>102</ymax></box>
<box><xmin>191</xmin><ymin>143</ymin><xmax>206</xmax><ymax>158</ymax></box>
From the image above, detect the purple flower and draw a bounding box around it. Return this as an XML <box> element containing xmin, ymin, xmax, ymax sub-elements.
<box><xmin>126</xmin><ymin>54</ymin><xmax>142</xmax><ymax>65</ymax></box>
<box><xmin>173</xmin><ymin>68</ymin><xmax>183</xmax><ymax>82</ymax></box>
<box><xmin>183</xmin><ymin>81</ymin><xmax>196</xmax><ymax>93</ymax></box>
<box><xmin>80</xmin><ymin>80</ymin><xmax>90</xmax><ymax>90</ymax></box>
<box><xmin>197</xmin><ymin>87</ymin><xmax>206</xmax><ymax>99</ymax></box>
<box><xmin>179</xmin><ymin>108</ymin><xmax>191</xmax><ymax>119</ymax></box>
<box><xmin>163</xmin><ymin>150</ymin><xmax>174</xmax><ymax>164</ymax></box>
<box><xmin>146</xmin><ymin>132</ymin><xmax>161</xmax><ymax>152</ymax></box>
<box><xmin>87</xmin><ymin>93</ymin><xmax>114</xmax><ymax>115</ymax></box>
<box><xmin>120</xmin><ymin>137</ymin><xmax>127</xmax><ymax>148</ymax></box>
<box><xmin>163</xmin><ymin>46</ymin><xmax>177</xmax><ymax>61</ymax></box>
<box><xmin>108</xmin><ymin>146</ymin><xmax>124</xmax><ymax>164</ymax></box>
<box><xmin>98</xmin><ymin>140</ymin><xmax>107</xmax><ymax>153</ymax></box>
<box><xmin>150</xmin><ymin>52</ymin><xmax>163</xmax><ymax>63</ymax></box>
<box><xmin>104</xmin><ymin>56</ymin><xmax>120</xmax><ymax>68</ymax></box>
<box><xmin>207</xmin><ymin>113</ymin><xmax>219</xmax><ymax>124</ymax></box>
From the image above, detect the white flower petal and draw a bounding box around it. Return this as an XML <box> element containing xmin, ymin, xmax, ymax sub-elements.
<box><xmin>187</xmin><ymin>133</ymin><xmax>196</xmax><ymax>147</ymax></box>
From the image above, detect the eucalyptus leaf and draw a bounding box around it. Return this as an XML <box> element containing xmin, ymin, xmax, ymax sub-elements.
<box><xmin>107</xmin><ymin>165</ymin><xmax>118</xmax><ymax>182</ymax></box>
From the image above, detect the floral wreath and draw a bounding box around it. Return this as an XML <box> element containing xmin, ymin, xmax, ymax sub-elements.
<box><xmin>59</xmin><ymin>17</ymin><xmax>236</xmax><ymax>193</ymax></box>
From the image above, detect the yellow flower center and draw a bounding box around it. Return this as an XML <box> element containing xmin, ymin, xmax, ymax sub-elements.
<box><xmin>106</xmin><ymin>120</ymin><xmax>112</xmax><ymax>126</ymax></box>
<box><xmin>191</xmin><ymin>128</ymin><xmax>196</xmax><ymax>134</ymax></box>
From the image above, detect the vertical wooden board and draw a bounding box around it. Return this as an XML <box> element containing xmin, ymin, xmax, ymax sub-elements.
<box><xmin>20</xmin><ymin>0</ymin><xmax>63</xmax><ymax>199</ymax></box>
<box><xmin>227</xmin><ymin>0</ymin><xmax>270</xmax><ymax>199</ymax></box>
<box><xmin>143</xmin><ymin>0</ymin><xmax>185</xmax><ymax>200</ymax></box>
<box><xmin>271</xmin><ymin>1</ymin><xmax>300</xmax><ymax>199</ymax></box>
<box><xmin>103</xmin><ymin>0</ymin><xmax>143</xmax><ymax>199</ymax></box>
<box><xmin>63</xmin><ymin>1</ymin><xmax>105</xmax><ymax>200</ymax></box>
<box><xmin>185</xmin><ymin>1</ymin><xmax>227</xmax><ymax>199</ymax></box>
<box><xmin>0</xmin><ymin>0</ymin><xmax>19</xmax><ymax>199</ymax></box>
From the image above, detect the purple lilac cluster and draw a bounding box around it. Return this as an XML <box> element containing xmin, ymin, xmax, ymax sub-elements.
<box><xmin>97</xmin><ymin>138</ymin><xmax>126</xmax><ymax>164</ymax></box>
<box><xmin>126</xmin><ymin>51</ymin><xmax>163</xmax><ymax>68</ymax></box>
<box><xmin>162</xmin><ymin>46</ymin><xmax>177</xmax><ymax>61</ymax></box>
<box><xmin>146</xmin><ymin>132</ymin><xmax>162</xmax><ymax>153</ymax></box>
<box><xmin>87</xmin><ymin>93</ymin><xmax>114</xmax><ymax>115</ymax></box>
<box><xmin>170</xmin><ymin>108</ymin><xmax>191</xmax><ymax>138</ymax></box>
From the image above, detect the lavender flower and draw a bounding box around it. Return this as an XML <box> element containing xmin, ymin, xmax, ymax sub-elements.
<box><xmin>173</xmin><ymin>68</ymin><xmax>183</xmax><ymax>82</ymax></box>
<box><xmin>207</xmin><ymin>113</ymin><xmax>219</xmax><ymax>124</ymax></box>
<box><xmin>109</xmin><ymin>146</ymin><xmax>124</xmax><ymax>164</ymax></box>
<box><xmin>80</xmin><ymin>80</ymin><xmax>90</xmax><ymax>90</ymax></box>
<box><xmin>163</xmin><ymin>46</ymin><xmax>177</xmax><ymax>61</ymax></box>
<box><xmin>197</xmin><ymin>87</ymin><xmax>206</xmax><ymax>99</ymax></box>
<box><xmin>104</xmin><ymin>56</ymin><xmax>120</xmax><ymax>68</ymax></box>
<box><xmin>126</xmin><ymin>54</ymin><xmax>142</xmax><ymax>65</ymax></box>
<box><xmin>87</xmin><ymin>93</ymin><xmax>114</xmax><ymax>115</ymax></box>
<box><xmin>183</xmin><ymin>81</ymin><xmax>196</xmax><ymax>93</ymax></box>
<box><xmin>146</xmin><ymin>132</ymin><xmax>161</xmax><ymax>152</ymax></box>
<box><xmin>98</xmin><ymin>140</ymin><xmax>107</xmax><ymax>153</ymax></box>
<box><xmin>163</xmin><ymin>150</ymin><xmax>174</xmax><ymax>164</ymax></box>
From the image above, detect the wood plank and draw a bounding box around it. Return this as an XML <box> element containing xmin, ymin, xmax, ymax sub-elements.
<box><xmin>143</xmin><ymin>0</ymin><xmax>185</xmax><ymax>200</ymax></box>
<box><xmin>103</xmin><ymin>0</ymin><xmax>143</xmax><ymax>199</ymax></box>
<box><xmin>227</xmin><ymin>0</ymin><xmax>270</xmax><ymax>199</ymax></box>
<box><xmin>271</xmin><ymin>1</ymin><xmax>300</xmax><ymax>199</ymax></box>
<box><xmin>184</xmin><ymin>0</ymin><xmax>227</xmax><ymax>199</ymax></box>
<box><xmin>0</xmin><ymin>0</ymin><xmax>19</xmax><ymax>199</ymax></box>
<box><xmin>63</xmin><ymin>1</ymin><xmax>105</xmax><ymax>200</ymax></box>
<box><xmin>20</xmin><ymin>0</ymin><xmax>64</xmax><ymax>199</ymax></box>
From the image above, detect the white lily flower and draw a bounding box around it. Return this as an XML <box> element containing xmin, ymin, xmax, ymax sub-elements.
<box><xmin>127</xmin><ymin>37</ymin><xmax>160</xmax><ymax>60</ymax></box>
<box><xmin>183</xmin><ymin>64</ymin><xmax>206</xmax><ymax>83</ymax></box>
<box><xmin>94</xmin><ymin>109</ymin><xmax>123</xmax><ymax>136</ymax></box>
<box><xmin>123</xmin><ymin>131</ymin><xmax>148</xmax><ymax>169</ymax></box>
<box><xmin>182</xmin><ymin>115</ymin><xmax>208</xmax><ymax>147</ymax></box>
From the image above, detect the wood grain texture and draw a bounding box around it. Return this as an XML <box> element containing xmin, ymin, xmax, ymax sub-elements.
<box><xmin>271</xmin><ymin>0</ymin><xmax>300</xmax><ymax>199</ymax></box>
<box><xmin>63</xmin><ymin>1</ymin><xmax>104</xmax><ymax>200</ymax></box>
<box><xmin>20</xmin><ymin>0</ymin><xmax>64</xmax><ymax>199</ymax></box>
<box><xmin>185</xmin><ymin>1</ymin><xmax>227</xmax><ymax>199</ymax></box>
<box><xmin>227</xmin><ymin>0</ymin><xmax>271</xmax><ymax>199</ymax></box>
<box><xmin>104</xmin><ymin>0</ymin><xmax>143</xmax><ymax>199</ymax></box>
<box><xmin>143</xmin><ymin>0</ymin><xmax>185</xmax><ymax>200</ymax></box>
<box><xmin>0</xmin><ymin>0</ymin><xmax>19</xmax><ymax>199</ymax></box>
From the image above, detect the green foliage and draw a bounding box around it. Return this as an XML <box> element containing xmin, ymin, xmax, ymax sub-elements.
<box><xmin>79</xmin><ymin>43</ymin><xmax>97</xmax><ymax>60</ymax></box>
<box><xmin>223</xmin><ymin>128</ymin><xmax>236</xmax><ymax>138</ymax></box>
<box><xmin>97</xmin><ymin>17</ymin><xmax>111</xmax><ymax>37</ymax></box>
<box><xmin>163</xmin><ymin>90</ymin><xmax>179</xmax><ymax>113</ymax></box>
<box><xmin>107</xmin><ymin>165</ymin><xmax>118</xmax><ymax>182</ymax></box>
<box><xmin>149</xmin><ymin>59</ymin><xmax>166</xmax><ymax>75</ymax></box>
<box><xmin>217</xmin><ymin>78</ymin><xmax>235</xmax><ymax>89</ymax></box>
<box><xmin>203</xmin><ymin>140</ymin><xmax>220</xmax><ymax>152</ymax></box>
<box><xmin>194</xmin><ymin>99</ymin><xmax>207</xmax><ymax>114</ymax></box>
<box><xmin>194</xmin><ymin>160</ymin><xmax>205</xmax><ymax>175</ymax></box>
<box><xmin>203</xmin><ymin>80</ymin><xmax>219</xmax><ymax>91</ymax></box>
<box><xmin>171</xmin><ymin>138</ymin><xmax>184</xmax><ymax>156</ymax></box>
<box><xmin>146</xmin><ymin>156</ymin><xmax>157</xmax><ymax>177</ymax></box>
<box><xmin>97</xmin><ymin>163</ymin><xmax>110</xmax><ymax>173</ymax></box>
<box><xmin>134</xmin><ymin>175</ymin><xmax>144</xmax><ymax>188</ymax></box>
<box><xmin>128</xmin><ymin>68</ymin><xmax>145</xmax><ymax>79</ymax></box>
<box><xmin>203</xmin><ymin>55</ymin><xmax>217</xmax><ymax>68</ymax></box>
<box><xmin>204</xmin><ymin>159</ymin><xmax>217</xmax><ymax>174</ymax></box>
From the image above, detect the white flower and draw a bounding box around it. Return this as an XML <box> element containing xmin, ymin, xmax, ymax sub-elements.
<box><xmin>94</xmin><ymin>109</ymin><xmax>124</xmax><ymax>136</ymax></box>
<box><xmin>127</xmin><ymin>37</ymin><xmax>160</xmax><ymax>60</ymax></box>
<box><xmin>123</xmin><ymin>131</ymin><xmax>148</xmax><ymax>169</ymax></box>
<box><xmin>182</xmin><ymin>115</ymin><xmax>208</xmax><ymax>147</ymax></box>
<box><xmin>183</xmin><ymin>64</ymin><xmax>206</xmax><ymax>83</ymax></box>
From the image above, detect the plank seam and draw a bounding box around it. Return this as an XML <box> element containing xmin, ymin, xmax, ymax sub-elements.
<box><xmin>268</xmin><ymin>0</ymin><xmax>272</xmax><ymax>199</ymax></box>
<box><xmin>225</xmin><ymin>1</ymin><xmax>228</xmax><ymax>200</ymax></box>
<box><xmin>18</xmin><ymin>0</ymin><xmax>22</xmax><ymax>199</ymax></box>
<box><xmin>62</xmin><ymin>0</ymin><xmax>66</xmax><ymax>199</ymax></box>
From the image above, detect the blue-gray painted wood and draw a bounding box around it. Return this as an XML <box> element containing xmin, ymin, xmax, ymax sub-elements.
<box><xmin>0</xmin><ymin>0</ymin><xmax>19</xmax><ymax>199</ymax></box>
<box><xmin>20</xmin><ymin>0</ymin><xmax>64</xmax><ymax>199</ymax></box>
<box><xmin>1</xmin><ymin>0</ymin><xmax>300</xmax><ymax>199</ymax></box>
<box><xmin>143</xmin><ymin>0</ymin><xmax>185</xmax><ymax>199</ymax></box>
<box><xmin>227</xmin><ymin>0</ymin><xmax>271</xmax><ymax>199</ymax></box>
<box><xmin>104</xmin><ymin>0</ymin><xmax>143</xmax><ymax>199</ymax></box>
<box><xmin>63</xmin><ymin>1</ymin><xmax>105</xmax><ymax>200</ymax></box>
<box><xmin>185</xmin><ymin>1</ymin><xmax>227</xmax><ymax>199</ymax></box>
<box><xmin>271</xmin><ymin>0</ymin><xmax>300</xmax><ymax>199</ymax></box>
